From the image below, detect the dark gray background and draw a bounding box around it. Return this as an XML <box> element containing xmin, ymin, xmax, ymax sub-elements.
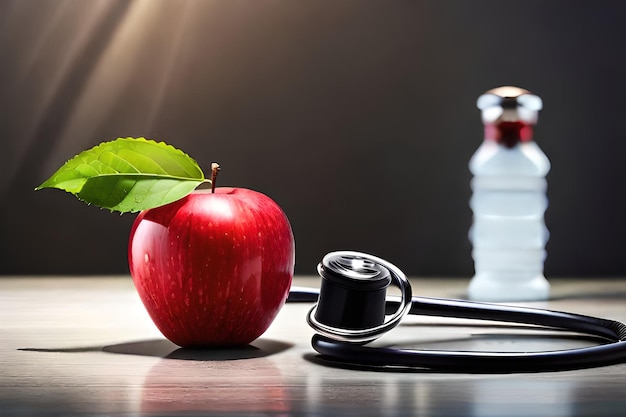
<box><xmin>1</xmin><ymin>0</ymin><xmax>625</xmax><ymax>277</ymax></box>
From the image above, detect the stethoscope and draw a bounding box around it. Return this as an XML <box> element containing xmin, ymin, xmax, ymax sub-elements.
<box><xmin>288</xmin><ymin>251</ymin><xmax>626</xmax><ymax>373</ymax></box>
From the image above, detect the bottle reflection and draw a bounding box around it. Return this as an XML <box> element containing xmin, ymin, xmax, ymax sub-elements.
<box><xmin>469</xmin><ymin>378</ymin><xmax>573</xmax><ymax>417</ymax></box>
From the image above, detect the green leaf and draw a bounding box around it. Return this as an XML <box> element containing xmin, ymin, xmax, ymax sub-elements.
<box><xmin>36</xmin><ymin>137</ymin><xmax>207</xmax><ymax>213</ymax></box>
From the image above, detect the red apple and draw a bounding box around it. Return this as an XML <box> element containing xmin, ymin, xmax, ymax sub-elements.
<box><xmin>128</xmin><ymin>186</ymin><xmax>295</xmax><ymax>347</ymax></box>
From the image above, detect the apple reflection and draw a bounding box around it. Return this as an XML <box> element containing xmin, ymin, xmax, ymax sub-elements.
<box><xmin>139</xmin><ymin>345</ymin><xmax>291</xmax><ymax>415</ymax></box>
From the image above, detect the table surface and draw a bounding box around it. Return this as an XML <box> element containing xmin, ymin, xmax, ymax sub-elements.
<box><xmin>2</xmin><ymin>276</ymin><xmax>626</xmax><ymax>417</ymax></box>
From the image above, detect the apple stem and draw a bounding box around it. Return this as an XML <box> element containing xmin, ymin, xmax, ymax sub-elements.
<box><xmin>211</xmin><ymin>163</ymin><xmax>220</xmax><ymax>193</ymax></box>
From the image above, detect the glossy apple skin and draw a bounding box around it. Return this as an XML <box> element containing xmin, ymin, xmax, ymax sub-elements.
<box><xmin>128</xmin><ymin>188</ymin><xmax>295</xmax><ymax>347</ymax></box>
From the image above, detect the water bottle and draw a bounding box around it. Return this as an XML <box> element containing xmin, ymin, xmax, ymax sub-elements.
<box><xmin>468</xmin><ymin>86</ymin><xmax>551</xmax><ymax>302</ymax></box>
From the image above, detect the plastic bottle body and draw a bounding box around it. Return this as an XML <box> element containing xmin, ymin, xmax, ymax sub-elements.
<box><xmin>468</xmin><ymin>140</ymin><xmax>550</xmax><ymax>301</ymax></box>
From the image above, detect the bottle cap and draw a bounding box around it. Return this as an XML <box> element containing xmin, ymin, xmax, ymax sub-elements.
<box><xmin>477</xmin><ymin>86</ymin><xmax>543</xmax><ymax>112</ymax></box>
<box><xmin>478</xmin><ymin>86</ymin><xmax>542</xmax><ymax>147</ymax></box>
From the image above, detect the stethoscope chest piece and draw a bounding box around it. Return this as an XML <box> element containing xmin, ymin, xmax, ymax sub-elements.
<box><xmin>307</xmin><ymin>251</ymin><xmax>412</xmax><ymax>344</ymax></box>
<box><xmin>314</xmin><ymin>253</ymin><xmax>390</xmax><ymax>329</ymax></box>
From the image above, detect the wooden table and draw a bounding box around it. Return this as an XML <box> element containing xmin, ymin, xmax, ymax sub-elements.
<box><xmin>2</xmin><ymin>276</ymin><xmax>626</xmax><ymax>416</ymax></box>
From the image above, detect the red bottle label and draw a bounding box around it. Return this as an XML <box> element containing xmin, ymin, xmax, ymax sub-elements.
<box><xmin>484</xmin><ymin>121</ymin><xmax>533</xmax><ymax>147</ymax></box>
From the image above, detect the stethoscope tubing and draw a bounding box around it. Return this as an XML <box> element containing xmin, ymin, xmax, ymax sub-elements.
<box><xmin>311</xmin><ymin>333</ymin><xmax>626</xmax><ymax>373</ymax></box>
<box><xmin>398</xmin><ymin>296</ymin><xmax>626</xmax><ymax>341</ymax></box>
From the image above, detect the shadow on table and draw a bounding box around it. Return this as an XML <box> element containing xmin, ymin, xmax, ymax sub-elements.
<box><xmin>105</xmin><ymin>338</ymin><xmax>293</xmax><ymax>360</ymax></box>
<box><xmin>19</xmin><ymin>338</ymin><xmax>293</xmax><ymax>361</ymax></box>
